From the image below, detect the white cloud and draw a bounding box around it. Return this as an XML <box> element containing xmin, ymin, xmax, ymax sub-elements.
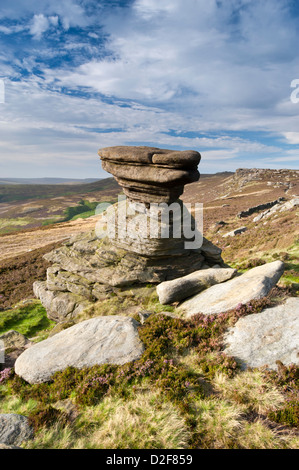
<box><xmin>1</xmin><ymin>0</ymin><xmax>299</xmax><ymax>176</ymax></box>
<box><xmin>50</xmin><ymin>0</ymin><xmax>299</xmax><ymax>129</ymax></box>
<box><xmin>49</xmin><ymin>15</ymin><xmax>59</xmax><ymax>26</ymax></box>
<box><xmin>30</xmin><ymin>14</ymin><xmax>50</xmax><ymax>39</ymax></box>
<box><xmin>283</xmin><ymin>132</ymin><xmax>299</xmax><ymax>145</ymax></box>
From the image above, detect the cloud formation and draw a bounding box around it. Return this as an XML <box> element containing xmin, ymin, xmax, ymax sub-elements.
<box><xmin>0</xmin><ymin>0</ymin><xmax>298</xmax><ymax>177</ymax></box>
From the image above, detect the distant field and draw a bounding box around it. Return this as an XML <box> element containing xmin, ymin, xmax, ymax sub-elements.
<box><xmin>0</xmin><ymin>178</ymin><xmax>100</xmax><ymax>185</ymax></box>
<box><xmin>0</xmin><ymin>178</ymin><xmax>119</xmax><ymax>203</ymax></box>
<box><xmin>0</xmin><ymin>177</ymin><xmax>120</xmax><ymax>234</ymax></box>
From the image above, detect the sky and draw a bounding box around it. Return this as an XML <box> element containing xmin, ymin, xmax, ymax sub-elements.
<box><xmin>0</xmin><ymin>0</ymin><xmax>299</xmax><ymax>178</ymax></box>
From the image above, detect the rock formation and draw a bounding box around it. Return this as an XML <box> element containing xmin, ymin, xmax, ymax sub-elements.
<box><xmin>0</xmin><ymin>414</ymin><xmax>34</xmax><ymax>446</ymax></box>
<box><xmin>98</xmin><ymin>146</ymin><xmax>201</xmax><ymax>204</ymax></box>
<box><xmin>223</xmin><ymin>297</ymin><xmax>299</xmax><ymax>370</ymax></box>
<box><xmin>156</xmin><ymin>267</ymin><xmax>236</xmax><ymax>305</ymax></box>
<box><xmin>34</xmin><ymin>146</ymin><xmax>224</xmax><ymax>321</ymax></box>
<box><xmin>179</xmin><ymin>261</ymin><xmax>285</xmax><ymax>317</ymax></box>
<box><xmin>15</xmin><ymin>316</ymin><xmax>144</xmax><ymax>384</ymax></box>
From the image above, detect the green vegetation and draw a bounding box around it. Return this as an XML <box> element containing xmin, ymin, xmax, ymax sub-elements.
<box><xmin>0</xmin><ymin>217</ymin><xmax>36</xmax><ymax>234</ymax></box>
<box><xmin>0</xmin><ymin>300</ymin><xmax>55</xmax><ymax>338</ymax></box>
<box><xmin>264</xmin><ymin>364</ymin><xmax>299</xmax><ymax>428</ymax></box>
<box><xmin>42</xmin><ymin>199</ymin><xmax>116</xmax><ymax>226</ymax></box>
<box><xmin>0</xmin><ymin>178</ymin><xmax>118</xmax><ymax>203</ymax></box>
<box><xmin>0</xmin><ymin>295</ymin><xmax>298</xmax><ymax>449</ymax></box>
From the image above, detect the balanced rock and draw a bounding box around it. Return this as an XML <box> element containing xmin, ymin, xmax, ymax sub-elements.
<box><xmin>223</xmin><ymin>297</ymin><xmax>299</xmax><ymax>370</ymax></box>
<box><xmin>99</xmin><ymin>146</ymin><xmax>205</xmax><ymax>262</ymax></box>
<box><xmin>0</xmin><ymin>414</ymin><xmax>33</xmax><ymax>446</ymax></box>
<box><xmin>34</xmin><ymin>146</ymin><xmax>225</xmax><ymax>321</ymax></box>
<box><xmin>179</xmin><ymin>261</ymin><xmax>285</xmax><ymax>317</ymax></box>
<box><xmin>99</xmin><ymin>146</ymin><xmax>201</xmax><ymax>204</ymax></box>
<box><xmin>157</xmin><ymin>267</ymin><xmax>237</xmax><ymax>304</ymax></box>
<box><xmin>15</xmin><ymin>316</ymin><xmax>144</xmax><ymax>384</ymax></box>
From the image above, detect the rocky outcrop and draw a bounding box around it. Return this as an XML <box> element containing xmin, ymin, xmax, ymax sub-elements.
<box><xmin>15</xmin><ymin>316</ymin><xmax>144</xmax><ymax>384</ymax></box>
<box><xmin>33</xmin><ymin>230</ymin><xmax>223</xmax><ymax>320</ymax></box>
<box><xmin>223</xmin><ymin>297</ymin><xmax>299</xmax><ymax>370</ymax></box>
<box><xmin>98</xmin><ymin>146</ymin><xmax>201</xmax><ymax>204</ymax></box>
<box><xmin>0</xmin><ymin>414</ymin><xmax>34</xmax><ymax>446</ymax></box>
<box><xmin>0</xmin><ymin>330</ymin><xmax>31</xmax><ymax>352</ymax></box>
<box><xmin>34</xmin><ymin>146</ymin><xmax>225</xmax><ymax>320</ymax></box>
<box><xmin>253</xmin><ymin>197</ymin><xmax>299</xmax><ymax>222</ymax></box>
<box><xmin>156</xmin><ymin>267</ymin><xmax>236</xmax><ymax>304</ymax></box>
<box><xmin>237</xmin><ymin>198</ymin><xmax>285</xmax><ymax>218</ymax></box>
<box><xmin>222</xmin><ymin>227</ymin><xmax>247</xmax><ymax>238</ymax></box>
<box><xmin>33</xmin><ymin>280</ymin><xmax>93</xmax><ymax>322</ymax></box>
<box><xmin>179</xmin><ymin>261</ymin><xmax>285</xmax><ymax>317</ymax></box>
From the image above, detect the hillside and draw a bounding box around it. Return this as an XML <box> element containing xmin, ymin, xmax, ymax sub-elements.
<box><xmin>0</xmin><ymin>168</ymin><xmax>298</xmax><ymax>450</ymax></box>
<box><xmin>0</xmin><ymin>177</ymin><xmax>119</xmax><ymax>203</ymax></box>
<box><xmin>0</xmin><ymin>178</ymin><xmax>100</xmax><ymax>185</ymax></box>
<box><xmin>0</xmin><ymin>168</ymin><xmax>298</xmax><ymax>309</ymax></box>
<box><xmin>0</xmin><ymin>178</ymin><xmax>120</xmax><ymax>235</ymax></box>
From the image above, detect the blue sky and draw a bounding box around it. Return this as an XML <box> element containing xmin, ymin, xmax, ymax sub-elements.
<box><xmin>0</xmin><ymin>0</ymin><xmax>299</xmax><ymax>178</ymax></box>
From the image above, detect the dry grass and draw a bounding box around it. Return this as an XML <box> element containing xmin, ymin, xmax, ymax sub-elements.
<box><xmin>194</xmin><ymin>397</ymin><xmax>299</xmax><ymax>449</ymax></box>
<box><xmin>24</xmin><ymin>391</ymin><xmax>191</xmax><ymax>449</ymax></box>
<box><xmin>212</xmin><ymin>370</ymin><xmax>284</xmax><ymax>414</ymax></box>
<box><xmin>195</xmin><ymin>398</ymin><xmax>243</xmax><ymax>448</ymax></box>
<box><xmin>236</xmin><ymin>420</ymin><xmax>299</xmax><ymax>449</ymax></box>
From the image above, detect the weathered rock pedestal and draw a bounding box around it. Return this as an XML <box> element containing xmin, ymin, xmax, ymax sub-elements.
<box><xmin>33</xmin><ymin>146</ymin><xmax>224</xmax><ymax>322</ymax></box>
<box><xmin>98</xmin><ymin>146</ymin><xmax>214</xmax><ymax>262</ymax></box>
<box><xmin>99</xmin><ymin>146</ymin><xmax>201</xmax><ymax>204</ymax></box>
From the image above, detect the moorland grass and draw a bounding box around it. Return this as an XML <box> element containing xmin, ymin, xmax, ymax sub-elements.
<box><xmin>1</xmin><ymin>297</ymin><xmax>298</xmax><ymax>449</ymax></box>
<box><xmin>0</xmin><ymin>300</ymin><xmax>55</xmax><ymax>338</ymax></box>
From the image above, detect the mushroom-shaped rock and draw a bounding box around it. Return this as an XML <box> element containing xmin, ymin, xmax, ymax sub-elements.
<box><xmin>99</xmin><ymin>146</ymin><xmax>201</xmax><ymax>204</ymax></box>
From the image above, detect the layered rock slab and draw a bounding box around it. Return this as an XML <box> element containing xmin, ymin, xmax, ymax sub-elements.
<box><xmin>98</xmin><ymin>146</ymin><xmax>201</xmax><ymax>204</ymax></box>
<box><xmin>179</xmin><ymin>261</ymin><xmax>285</xmax><ymax>317</ymax></box>
<box><xmin>34</xmin><ymin>230</ymin><xmax>223</xmax><ymax>321</ymax></box>
<box><xmin>15</xmin><ymin>316</ymin><xmax>144</xmax><ymax>384</ymax></box>
<box><xmin>223</xmin><ymin>297</ymin><xmax>299</xmax><ymax>370</ymax></box>
<box><xmin>156</xmin><ymin>267</ymin><xmax>237</xmax><ymax>304</ymax></box>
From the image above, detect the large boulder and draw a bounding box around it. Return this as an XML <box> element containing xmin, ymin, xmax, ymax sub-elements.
<box><xmin>0</xmin><ymin>414</ymin><xmax>33</xmax><ymax>446</ymax></box>
<box><xmin>223</xmin><ymin>297</ymin><xmax>299</xmax><ymax>370</ymax></box>
<box><xmin>179</xmin><ymin>261</ymin><xmax>285</xmax><ymax>317</ymax></box>
<box><xmin>156</xmin><ymin>267</ymin><xmax>236</xmax><ymax>304</ymax></box>
<box><xmin>15</xmin><ymin>316</ymin><xmax>144</xmax><ymax>384</ymax></box>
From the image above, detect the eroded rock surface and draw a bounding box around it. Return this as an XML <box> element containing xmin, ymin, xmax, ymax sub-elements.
<box><xmin>15</xmin><ymin>316</ymin><xmax>144</xmax><ymax>384</ymax></box>
<box><xmin>223</xmin><ymin>297</ymin><xmax>299</xmax><ymax>370</ymax></box>
<box><xmin>0</xmin><ymin>414</ymin><xmax>33</xmax><ymax>446</ymax></box>
<box><xmin>98</xmin><ymin>146</ymin><xmax>201</xmax><ymax>204</ymax></box>
<box><xmin>157</xmin><ymin>267</ymin><xmax>236</xmax><ymax>304</ymax></box>
<box><xmin>179</xmin><ymin>261</ymin><xmax>285</xmax><ymax>317</ymax></box>
<box><xmin>34</xmin><ymin>146</ymin><xmax>225</xmax><ymax>321</ymax></box>
<box><xmin>0</xmin><ymin>330</ymin><xmax>32</xmax><ymax>369</ymax></box>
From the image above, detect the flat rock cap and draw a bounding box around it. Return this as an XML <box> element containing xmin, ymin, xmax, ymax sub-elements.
<box><xmin>98</xmin><ymin>146</ymin><xmax>201</xmax><ymax>166</ymax></box>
